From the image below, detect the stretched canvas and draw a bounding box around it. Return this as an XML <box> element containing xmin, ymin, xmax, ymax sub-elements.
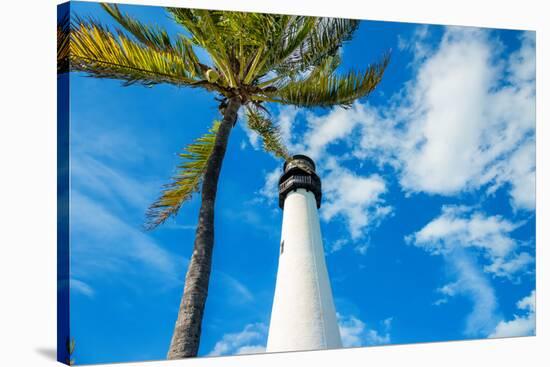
<box><xmin>57</xmin><ymin>1</ymin><xmax>536</xmax><ymax>365</ymax></box>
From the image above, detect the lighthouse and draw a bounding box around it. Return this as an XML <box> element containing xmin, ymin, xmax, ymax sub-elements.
<box><xmin>266</xmin><ymin>155</ymin><xmax>342</xmax><ymax>353</ymax></box>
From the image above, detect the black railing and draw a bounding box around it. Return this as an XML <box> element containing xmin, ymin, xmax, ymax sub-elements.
<box><xmin>278</xmin><ymin>174</ymin><xmax>322</xmax><ymax>209</ymax></box>
<box><xmin>279</xmin><ymin>175</ymin><xmax>315</xmax><ymax>191</ymax></box>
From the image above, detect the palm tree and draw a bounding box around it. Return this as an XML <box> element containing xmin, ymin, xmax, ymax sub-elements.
<box><xmin>68</xmin><ymin>3</ymin><xmax>389</xmax><ymax>359</ymax></box>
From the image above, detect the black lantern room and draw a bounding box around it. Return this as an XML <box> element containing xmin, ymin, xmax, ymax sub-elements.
<box><xmin>278</xmin><ymin>154</ymin><xmax>322</xmax><ymax>209</ymax></box>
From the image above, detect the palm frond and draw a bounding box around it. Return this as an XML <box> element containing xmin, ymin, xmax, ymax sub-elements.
<box><xmin>102</xmin><ymin>3</ymin><xmax>208</xmax><ymax>77</ymax></box>
<box><xmin>167</xmin><ymin>8</ymin><xmax>237</xmax><ymax>87</ymax></box>
<box><xmin>246</xmin><ymin>107</ymin><xmax>290</xmax><ymax>160</ymax></box>
<box><xmin>272</xmin><ymin>18</ymin><xmax>359</xmax><ymax>77</ymax></box>
<box><xmin>101</xmin><ymin>3</ymin><xmax>175</xmax><ymax>52</ymax></box>
<box><xmin>145</xmin><ymin>121</ymin><xmax>220</xmax><ymax>230</ymax></box>
<box><xmin>165</xmin><ymin>10</ymin><xmax>361</xmax><ymax>90</ymax></box>
<box><xmin>220</xmin><ymin>13</ymin><xmax>298</xmax><ymax>80</ymax></box>
<box><xmin>70</xmin><ymin>19</ymin><xmax>214</xmax><ymax>88</ymax></box>
<box><xmin>271</xmin><ymin>53</ymin><xmax>390</xmax><ymax>108</ymax></box>
<box><xmin>57</xmin><ymin>14</ymin><xmax>71</xmax><ymax>74</ymax></box>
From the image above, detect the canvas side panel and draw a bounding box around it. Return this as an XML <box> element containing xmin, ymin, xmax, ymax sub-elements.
<box><xmin>57</xmin><ymin>2</ymin><xmax>71</xmax><ymax>365</ymax></box>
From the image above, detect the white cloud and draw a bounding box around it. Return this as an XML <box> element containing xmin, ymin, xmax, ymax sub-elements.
<box><xmin>397</xmin><ymin>25</ymin><xmax>431</xmax><ymax>64</ymax></box>
<box><xmin>235</xmin><ymin>345</ymin><xmax>266</xmax><ymax>355</ymax></box>
<box><xmin>321</xmin><ymin>159</ymin><xmax>392</xmax><ymax>242</ymax></box>
<box><xmin>407</xmin><ymin>205</ymin><xmax>531</xmax><ymax>278</ymax></box>
<box><xmin>424</xmin><ymin>248</ymin><xmax>500</xmax><ymax>336</ymax></box>
<box><xmin>338</xmin><ymin>314</ymin><xmax>365</xmax><ymax>347</ymax></box>
<box><xmin>407</xmin><ymin>205</ymin><xmax>534</xmax><ymax>336</ymax></box>
<box><xmin>489</xmin><ymin>140</ymin><xmax>536</xmax><ymax>211</ymax></box>
<box><xmin>337</xmin><ymin>314</ymin><xmax>391</xmax><ymax>347</ymax></box>
<box><xmin>267</xmin><ymin>28</ymin><xmax>535</xmax><ymax>212</ymax></box>
<box><xmin>241</xmin><ymin>123</ymin><xmax>261</xmax><ymax>150</ymax></box>
<box><xmin>402</xmin><ymin>30</ymin><xmax>524</xmax><ymax>194</ymax></box>
<box><xmin>208</xmin><ymin>323</ymin><xmax>267</xmax><ymax>356</ymax></box>
<box><xmin>238</xmin><ymin>108</ymin><xmax>261</xmax><ymax>150</ymax></box>
<box><xmin>433</xmin><ymin>281</ymin><xmax>460</xmax><ymax>305</ymax></box>
<box><xmin>507</xmin><ymin>32</ymin><xmax>536</xmax><ymax>85</ymax></box>
<box><xmin>354</xmin><ymin>244</ymin><xmax>369</xmax><ymax>255</ymax></box>
<box><xmin>489</xmin><ymin>290</ymin><xmax>536</xmax><ymax>338</ymax></box>
<box><xmin>382</xmin><ymin>317</ymin><xmax>393</xmax><ymax>331</ymax></box>
<box><xmin>277</xmin><ymin>106</ymin><xmax>301</xmax><ymax>151</ymax></box>
<box><xmin>449</xmin><ymin>249</ymin><xmax>500</xmax><ymax>336</ymax></box>
<box><xmin>70</xmin><ymin>278</ymin><xmax>95</xmax><ymax>298</ymax></box>
<box><xmin>257</xmin><ymin>150</ymin><xmax>392</xmax><ymax>248</ymax></box>
<box><xmin>303</xmin><ymin>108</ymin><xmax>361</xmax><ymax>160</ymax></box>
<box><xmin>259</xmin><ymin>168</ymin><xmax>282</xmax><ymax>204</ymax></box>
<box><xmin>258</xmin><ymin>27</ymin><xmax>535</xmax><ymax>250</ymax></box>
<box><xmin>484</xmin><ymin>252</ymin><xmax>534</xmax><ymax>278</ymax></box>
<box><xmin>373</xmin><ymin>29</ymin><xmax>534</xmax><ymax>209</ymax></box>
<box><xmin>365</xmin><ymin>329</ymin><xmax>391</xmax><ymax>346</ymax></box>
<box><xmin>329</xmin><ymin>239</ymin><xmax>348</xmax><ymax>253</ymax></box>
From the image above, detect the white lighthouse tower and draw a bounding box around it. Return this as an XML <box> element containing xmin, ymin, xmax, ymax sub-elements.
<box><xmin>266</xmin><ymin>155</ymin><xmax>342</xmax><ymax>353</ymax></box>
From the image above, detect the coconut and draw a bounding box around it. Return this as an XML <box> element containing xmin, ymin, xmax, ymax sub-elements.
<box><xmin>205</xmin><ymin>69</ymin><xmax>219</xmax><ymax>83</ymax></box>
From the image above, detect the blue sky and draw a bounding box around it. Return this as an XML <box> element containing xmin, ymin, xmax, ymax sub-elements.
<box><xmin>66</xmin><ymin>2</ymin><xmax>536</xmax><ymax>364</ymax></box>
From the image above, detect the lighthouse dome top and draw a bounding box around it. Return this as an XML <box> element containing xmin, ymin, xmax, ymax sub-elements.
<box><xmin>279</xmin><ymin>154</ymin><xmax>322</xmax><ymax>209</ymax></box>
<box><xmin>283</xmin><ymin>154</ymin><xmax>316</xmax><ymax>173</ymax></box>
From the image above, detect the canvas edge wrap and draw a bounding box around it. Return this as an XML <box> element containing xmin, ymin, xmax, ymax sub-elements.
<box><xmin>57</xmin><ymin>1</ymin><xmax>71</xmax><ymax>365</ymax></box>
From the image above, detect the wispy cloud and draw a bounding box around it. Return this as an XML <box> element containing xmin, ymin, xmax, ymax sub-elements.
<box><xmin>407</xmin><ymin>205</ymin><xmax>532</xmax><ymax>279</ymax></box>
<box><xmin>489</xmin><ymin>290</ymin><xmax>536</xmax><ymax>338</ymax></box>
<box><xmin>337</xmin><ymin>313</ymin><xmax>392</xmax><ymax>347</ymax></box>
<box><xmin>69</xmin><ymin>109</ymin><xmax>187</xmax><ymax>293</ymax></box>
<box><xmin>329</xmin><ymin>239</ymin><xmax>348</xmax><ymax>254</ymax></box>
<box><xmin>71</xmin><ymin>155</ymin><xmax>155</xmax><ymax>212</ymax></box>
<box><xmin>397</xmin><ymin>24</ymin><xmax>431</xmax><ymax>64</ymax></box>
<box><xmin>258</xmin><ymin>168</ymin><xmax>281</xmax><ymax>205</ymax></box>
<box><xmin>208</xmin><ymin>323</ymin><xmax>267</xmax><ymax>356</ymax></box>
<box><xmin>223</xmin><ymin>206</ymin><xmax>279</xmax><ymax>238</ymax></box>
<box><xmin>71</xmin><ymin>123</ymin><xmax>150</xmax><ymax>164</ymax></box>
<box><xmin>71</xmin><ymin>191</ymin><xmax>183</xmax><ymax>289</ymax></box>
<box><xmin>407</xmin><ymin>205</ymin><xmax>534</xmax><ymax>336</ymax></box>
<box><xmin>420</xmin><ymin>248</ymin><xmax>500</xmax><ymax>336</ymax></box>
<box><xmin>447</xmin><ymin>249</ymin><xmax>500</xmax><ymax>337</ymax></box>
<box><xmin>217</xmin><ymin>272</ymin><xmax>255</xmax><ymax>304</ymax></box>
<box><xmin>70</xmin><ymin>278</ymin><xmax>95</xmax><ymax>298</ymax></box>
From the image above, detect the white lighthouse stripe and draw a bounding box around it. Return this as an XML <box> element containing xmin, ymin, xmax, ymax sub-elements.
<box><xmin>266</xmin><ymin>188</ymin><xmax>342</xmax><ymax>352</ymax></box>
<box><xmin>307</xmin><ymin>191</ymin><xmax>327</xmax><ymax>347</ymax></box>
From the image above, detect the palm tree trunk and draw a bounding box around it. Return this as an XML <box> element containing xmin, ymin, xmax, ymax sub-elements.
<box><xmin>167</xmin><ymin>96</ymin><xmax>241</xmax><ymax>359</ymax></box>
